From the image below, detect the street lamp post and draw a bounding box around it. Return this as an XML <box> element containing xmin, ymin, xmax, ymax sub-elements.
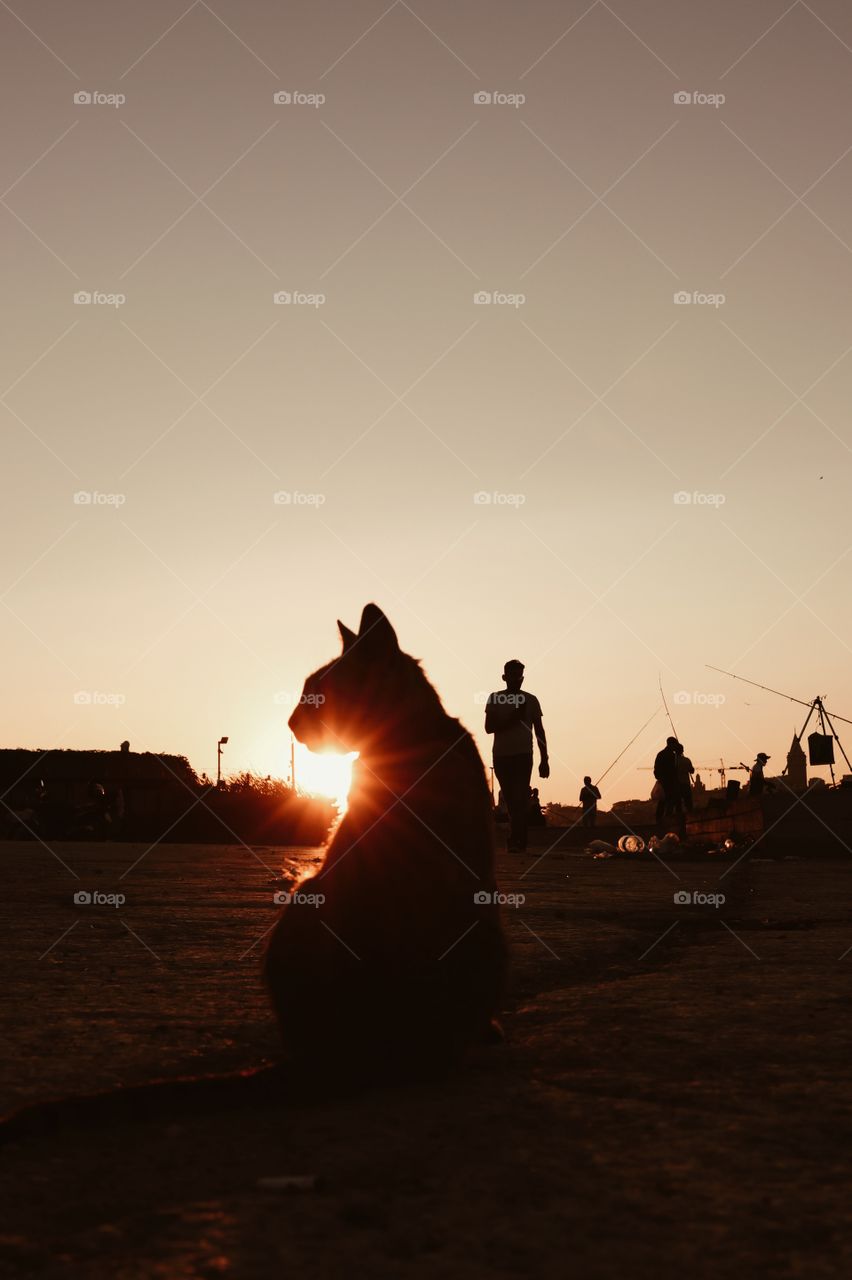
<box><xmin>217</xmin><ymin>736</ymin><xmax>229</xmax><ymax>787</ymax></box>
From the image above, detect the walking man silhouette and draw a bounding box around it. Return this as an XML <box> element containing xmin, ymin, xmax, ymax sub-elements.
<box><xmin>485</xmin><ymin>660</ymin><xmax>549</xmax><ymax>854</ymax></box>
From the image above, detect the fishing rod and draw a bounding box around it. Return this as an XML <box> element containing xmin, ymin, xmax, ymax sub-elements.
<box><xmin>596</xmin><ymin>705</ymin><xmax>663</xmax><ymax>787</ymax></box>
<box><xmin>659</xmin><ymin>673</ymin><xmax>678</xmax><ymax>740</ymax></box>
<box><xmin>706</xmin><ymin>665</ymin><xmax>852</xmax><ymax>728</ymax></box>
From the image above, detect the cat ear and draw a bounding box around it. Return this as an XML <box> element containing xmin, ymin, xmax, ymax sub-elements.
<box><xmin>337</xmin><ymin>620</ymin><xmax>357</xmax><ymax>650</ymax></box>
<box><xmin>358</xmin><ymin>603</ymin><xmax>399</xmax><ymax>659</ymax></box>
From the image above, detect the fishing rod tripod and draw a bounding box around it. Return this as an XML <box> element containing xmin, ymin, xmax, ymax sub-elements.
<box><xmin>707</xmin><ymin>665</ymin><xmax>852</xmax><ymax>788</ymax></box>
<box><xmin>792</xmin><ymin>697</ymin><xmax>852</xmax><ymax>787</ymax></box>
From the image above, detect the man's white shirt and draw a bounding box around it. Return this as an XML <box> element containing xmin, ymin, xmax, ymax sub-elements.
<box><xmin>487</xmin><ymin>691</ymin><xmax>543</xmax><ymax>757</ymax></box>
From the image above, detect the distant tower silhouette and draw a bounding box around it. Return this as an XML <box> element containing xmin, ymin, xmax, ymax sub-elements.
<box><xmin>692</xmin><ymin>772</ymin><xmax>707</xmax><ymax>807</ymax></box>
<box><xmin>786</xmin><ymin>732</ymin><xmax>807</xmax><ymax>792</ymax></box>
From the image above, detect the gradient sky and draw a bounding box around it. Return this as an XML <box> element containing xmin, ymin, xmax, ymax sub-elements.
<box><xmin>2</xmin><ymin>0</ymin><xmax>852</xmax><ymax>804</ymax></box>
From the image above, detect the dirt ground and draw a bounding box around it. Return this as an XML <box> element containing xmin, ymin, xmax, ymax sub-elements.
<box><xmin>3</xmin><ymin>837</ymin><xmax>852</xmax><ymax>1279</ymax></box>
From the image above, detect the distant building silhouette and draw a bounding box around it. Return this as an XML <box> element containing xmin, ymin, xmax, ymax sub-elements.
<box><xmin>692</xmin><ymin>772</ymin><xmax>707</xmax><ymax>807</ymax></box>
<box><xmin>786</xmin><ymin>733</ymin><xmax>808</xmax><ymax>792</ymax></box>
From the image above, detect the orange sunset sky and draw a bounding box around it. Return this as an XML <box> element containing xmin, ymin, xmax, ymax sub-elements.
<box><xmin>2</xmin><ymin>0</ymin><xmax>852</xmax><ymax>804</ymax></box>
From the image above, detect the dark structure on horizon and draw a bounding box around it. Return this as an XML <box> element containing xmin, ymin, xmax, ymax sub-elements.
<box><xmin>0</xmin><ymin>746</ymin><xmax>333</xmax><ymax>845</ymax></box>
<box><xmin>786</xmin><ymin>732</ymin><xmax>808</xmax><ymax>793</ymax></box>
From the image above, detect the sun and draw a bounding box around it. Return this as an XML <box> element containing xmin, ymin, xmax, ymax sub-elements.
<box><xmin>293</xmin><ymin>742</ymin><xmax>356</xmax><ymax>810</ymax></box>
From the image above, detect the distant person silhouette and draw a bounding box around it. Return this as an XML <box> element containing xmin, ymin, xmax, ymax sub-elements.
<box><xmin>579</xmin><ymin>776</ymin><xmax>601</xmax><ymax>828</ymax></box>
<box><xmin>675</xmin><ymin>741</ymin><xmax>695</xmax><ymax>813</ymax></box>
<box><xmin>527</xmin><ymin>786</ymin><xmax>546</xmax><ymax>828</ymax></box>
<box><xmin>485</xmin><ymin>660</ymin><xmax>549</xmax><ymax>854</ymax></box>
<box><xmin>86</xmin><ymin>779</ymin><xmax>109</xmax><ymax>839</ymax></box>
<box><xmin>748</xmin><ymin>751</ymin><xmax>770</xmax><ymax>797</ymax></box>
<box><xmin>653</xmin><ymin>737</ymin><xmax>681</xmax><ymax>825</ymax></box>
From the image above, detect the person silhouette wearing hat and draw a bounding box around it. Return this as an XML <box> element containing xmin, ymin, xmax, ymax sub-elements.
<box><xmin>485</xmin><ymin>659</ymin><xmax>548</xmax><ymax>854</ymax></box>
<box><xmin>749</xmin><ymin>752</ymin><xmax>770</xmax><ymax>796</ymax></box>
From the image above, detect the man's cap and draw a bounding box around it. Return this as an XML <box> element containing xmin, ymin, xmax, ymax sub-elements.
<box><xmin>756</xmin><ymin>752</ymin><xmax>770</xmax><ymax>762</ymax></box>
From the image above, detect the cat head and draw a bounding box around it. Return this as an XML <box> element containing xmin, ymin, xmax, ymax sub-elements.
<box><xmin>289</xmin><ymin>604</ymin><xmax>435</xmax><ymax>755</ymax></box>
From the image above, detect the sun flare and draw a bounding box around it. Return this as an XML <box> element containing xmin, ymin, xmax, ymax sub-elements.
<box><xmin>293</xmin><ymin>742</ymin><xmax>356</xmax><ymax>810</ymax></box>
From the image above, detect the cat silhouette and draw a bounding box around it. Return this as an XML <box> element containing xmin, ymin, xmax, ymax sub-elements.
<box><xmin>264</xmin><ymin>603</ymin><xmax>506</xmax><ymax>1073</ymax></box>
